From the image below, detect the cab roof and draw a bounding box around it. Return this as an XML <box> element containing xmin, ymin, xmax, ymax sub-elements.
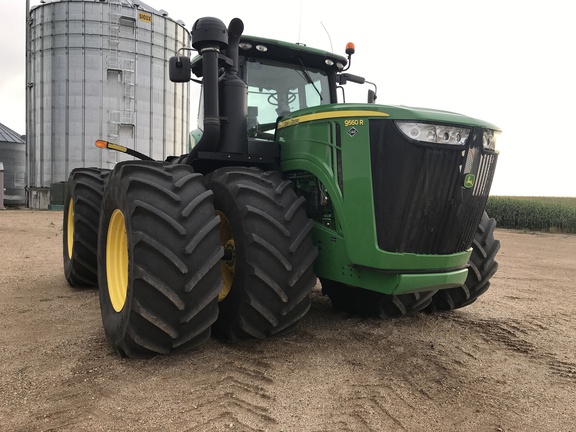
<box><xmin>192</xmin><ymin>35</ymin><xmax>347</xmax><ymax>77</ymax></box>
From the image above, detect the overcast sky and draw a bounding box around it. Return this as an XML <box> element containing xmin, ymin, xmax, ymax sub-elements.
<box><xmin>1</xmin><ymin>0</ymin><xmax>575</xmax><ymax>196</ymax></box>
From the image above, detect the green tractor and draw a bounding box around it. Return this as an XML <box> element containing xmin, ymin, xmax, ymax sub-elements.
<box><xmin>63</xmin><ymin>17</ymin><xmax>500</xmax><ymax>358</ymax></box>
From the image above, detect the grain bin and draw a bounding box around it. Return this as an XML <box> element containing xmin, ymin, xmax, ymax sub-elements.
<box><xmin>0</xmin><ymin>123</ymin><xmax>26</xmax><ymax>206</ymax></box>
<box><xmin>26</xmin><ymin>0</ymin><xmax>190</xmax><ymax>208</ymax></box>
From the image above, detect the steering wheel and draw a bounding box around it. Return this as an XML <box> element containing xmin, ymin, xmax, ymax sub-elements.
<box><xmin>267</xmin><ymin>92</ymin><xmax>297</xmax><ymax>106</ymax></box>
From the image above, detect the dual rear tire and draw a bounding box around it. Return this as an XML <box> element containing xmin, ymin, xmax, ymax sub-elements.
<box><xmin>63</xmin><ymin>168</ymin><xmax>110</xmax><ymax>287</ymax></box>
<box><xmin>205</xmin><ymin>167</ymin><xmax>318</xmax><ymax>342</ymax></box>
<box><xmin>97</xmin><ymin>161</ymin><xmax>223</xmax><ymax>358</ymax></box>
<box><xmin>91</xmin><ymin>163</ymin><xmax>316</xmax><ymax>357</ymax></box>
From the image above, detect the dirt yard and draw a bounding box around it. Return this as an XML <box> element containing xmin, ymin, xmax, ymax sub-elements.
<box><xmin>1</xmin><ymin>210</ymin><xmax>575</xmax><ymax>431</ymax></box>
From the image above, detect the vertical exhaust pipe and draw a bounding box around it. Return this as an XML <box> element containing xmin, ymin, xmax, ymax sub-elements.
<box><xmin>218</xmin><ymin>18</ymin><xmax>247</xmax><ymax>154</ymax></box>
<box><xmin>225</xmin><ymin>18</ymin><xmax>243</xmax><ymax>74</ymax></box>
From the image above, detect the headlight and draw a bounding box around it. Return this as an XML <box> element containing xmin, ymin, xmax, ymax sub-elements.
<box><xmin>483</xmin><ymin>129</ymin><xmax>500</xmax><ymax>151</ymax></box>
<box><xmin>395</xmin><ymin>121</ymin><xmax>470</xmax><ymax>146</ymax></box>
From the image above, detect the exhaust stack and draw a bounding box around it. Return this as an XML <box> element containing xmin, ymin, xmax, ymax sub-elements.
<box><xmin>218</xmin><ymin>18</ymin><xmax>247</xmax><ymax>154</ymax></box>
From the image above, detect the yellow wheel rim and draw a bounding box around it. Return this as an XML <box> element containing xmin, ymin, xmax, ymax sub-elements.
<box><xmin>217</xmin><ymin>211</ymin><xmax>235</xmax><ymax>301</ymax></box>
<box><xmin>66</xmin><ymin>199</ymin><xmax>74</xmax><ymax>259</ymax></box>
<box><xmin>106</xmin><ymin>209</ymin><xmax>129</xmax><ymax>312</ymax></box>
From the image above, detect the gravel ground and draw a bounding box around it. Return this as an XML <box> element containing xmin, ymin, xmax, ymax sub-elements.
<box><xmin>1</xmin><ymin>210</ymin><xmax>575</xmax><ymax>431</ymax></box>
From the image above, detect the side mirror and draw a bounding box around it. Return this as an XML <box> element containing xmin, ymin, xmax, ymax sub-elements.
<box><xmin>169</xmin><ymin>56</ymin><xmax>191</xmax><ymax>82</ymax></box>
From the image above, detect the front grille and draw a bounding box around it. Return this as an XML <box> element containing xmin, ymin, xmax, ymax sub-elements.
<box><xmin>369</xmin><ymin>120</ymin><xmax>498</xmax><ymax>254</ymax></box>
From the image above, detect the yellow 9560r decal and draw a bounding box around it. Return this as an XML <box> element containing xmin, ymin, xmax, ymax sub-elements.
<box><xmin>344</xmin><ymin>119</ymin><xmax>364</xmax><ymax>127</ymax></box>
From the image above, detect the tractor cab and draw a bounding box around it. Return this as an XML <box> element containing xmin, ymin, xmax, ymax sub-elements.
<box><xmin>191</xmin><ymin>35</ymin><xmax>347</xmax><ymax>125</ymax></box>
<box><xmin>168</xmin><ymin>15</ymin><xmax>376</xmax><ymax>174</ymax></box>
<box><xmin>175</xmin><ymin>32</ymin><xmax>366</xmax><ymax>173</ymax></box>
<box><xmin>243</xmin><ymin>53</ymin><xmax>332</xmax><ymax>140</ymax></box>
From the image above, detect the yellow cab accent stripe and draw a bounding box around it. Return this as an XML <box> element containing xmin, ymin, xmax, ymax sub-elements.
<box><xmin>277</xmin><ymin>110</ymin><xmax>389</xmax><ymax>129</ymax></box>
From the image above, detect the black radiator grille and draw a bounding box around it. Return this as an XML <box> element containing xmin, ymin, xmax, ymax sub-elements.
<box><xmin>369</xmin><ymin>120</ymin><xmax>498</xmax><ymax>254</ymax></box>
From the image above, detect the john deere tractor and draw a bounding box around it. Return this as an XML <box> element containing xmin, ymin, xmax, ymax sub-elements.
<box><xmin>63</xmin><ymin>17</ymin><xmax>500</xmax><ymax>358</ymax></box>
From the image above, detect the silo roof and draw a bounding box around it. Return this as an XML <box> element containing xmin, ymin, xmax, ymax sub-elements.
<box><xmin>30</xmin><ymin>1</ymin><xmax>182</xmax><ymax>23</ymax></box>
<box><xmin>0</xmin><ymin>123</ymin><xmax>25</xmax><ymax>144</ymax></box>
<box><xmin>122</xmin><ymin>0</ymin><xmax>161</xmax><ymax>14</ymax></box>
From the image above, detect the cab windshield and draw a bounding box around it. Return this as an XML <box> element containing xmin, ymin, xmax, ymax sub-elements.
<box><xmin>245</xmin><ymin>58</ymin><xmax>330</xmax><ymax>138</ymax></box>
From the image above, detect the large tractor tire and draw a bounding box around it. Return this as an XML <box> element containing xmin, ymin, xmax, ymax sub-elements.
<box><xmin>205</xmin><ymin>167</ymin><xmax>317</xmax><ymax>342</ymax></box>
<box><xmin>321</xmin><ymin>278</ymin><xmax>436</xmax><ymax>318</ymax></box>
<box><xmin>425</xmin><ymin>212</ymin><xmax>500</xmax><ymax>312</ymax></box>
<box><xmin>97</xmin><ymin>161</ymin><xmax>223</xmax><ymax>358</ymax></box>
<box><xmin>63</xmin><ymin>167</ymin><xmax>110</xmax><ymax>287</ymax></box>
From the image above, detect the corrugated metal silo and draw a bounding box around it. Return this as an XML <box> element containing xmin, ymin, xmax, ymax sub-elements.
<box><xmin>27</xmin><ymin>0</ymin><xmax>191</xmax><ymax>207</ymax></box>
<box><xmin>0</xmin><ymin>123</ymin><xmax>27</xmax><ymax>206</ymax></box>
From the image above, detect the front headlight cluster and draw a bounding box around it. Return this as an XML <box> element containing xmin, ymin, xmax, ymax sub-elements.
<box><xmin>396</xmin><ymin>121</ymin><xmax>500</xmax><ymax>151</ymax></box>
<box><xmin>395</xmin><ymin>121</ymin><xmax>470</xmax><ymax>146</ymax></box>
<box><xmin>483</xmin><ymin>129</ymin><xmax>500</xmax><ymax>151</ymax></box>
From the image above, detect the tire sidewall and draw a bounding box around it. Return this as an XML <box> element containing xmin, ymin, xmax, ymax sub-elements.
<box><xmin>206</xmin><ymin>167</ymin><xmax>316</xmax><ymax>339</ymax></box>
<box><xmin>62</xmin><ymin>181</ymin><xmax>74</xmax><ymax>280</ymax></box>
<box><xmin>425</xmin><ymin>212</ymin><xmax>500</xmax><ymax>312</ymax></box>
<box><xmin>63</xmin><ymin>167</ymin><xmax>110</xmax><ymax>287</ymax></box>
<box><xmin>207</xmin><ymin>176</ymin><xmax>249</xmax><ymax>329</ymax></box>
<box><xmin>97</xmin><ymin>168</ymin><xmax>134</xmax><ymax>346</ymax></box>
<box><xmin>63</xmin><ymin>170</ymin><xmax>84</xmax><ymax>282</ymax></box>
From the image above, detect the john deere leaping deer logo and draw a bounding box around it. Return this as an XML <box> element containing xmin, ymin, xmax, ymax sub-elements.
<box><xmin>464</xmin><ymin>173</ymin><xmax>476</xmax><ymax>189</ymax></box>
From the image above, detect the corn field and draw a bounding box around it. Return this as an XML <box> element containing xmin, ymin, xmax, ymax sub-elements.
<box><xmin>486</xmin><ymin>196</ymin><xmax>576</xmax><ymax>233</ymax></box>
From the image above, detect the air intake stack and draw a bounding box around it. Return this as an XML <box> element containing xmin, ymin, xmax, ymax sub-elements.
<box><xmin>185</xmin><ymin>17</ymin><xmax>228</xmax><ymax>163</ymax></box>
<box><xmin>184</xmin><ymin>17</ymin><xmax>247</xmax><ymax>164</ymax></box>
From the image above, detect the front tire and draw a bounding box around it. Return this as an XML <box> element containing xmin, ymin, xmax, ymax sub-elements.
<box><xmin>63</xmin><ymin>168</ymin><xmax>110</xmax><ymax>287</ymax></box>
<box><xmin>205</xmin><ymin>167</ymin><xmax>317</xmax><ymax>342</ymax></box>
<box><xmin>425</xmin><ymin>212</ymin><xmax>500</xmax><ymax>312</ymax></box>
<box><xmin>98</xmin><ymin>161</ymin><xmax>223</xmax><ymax>358</ymax></box>
<box><xmin>321</xmin><ymin>279</ymin><xmax>436</xmax><ymax>318</ymax></box>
